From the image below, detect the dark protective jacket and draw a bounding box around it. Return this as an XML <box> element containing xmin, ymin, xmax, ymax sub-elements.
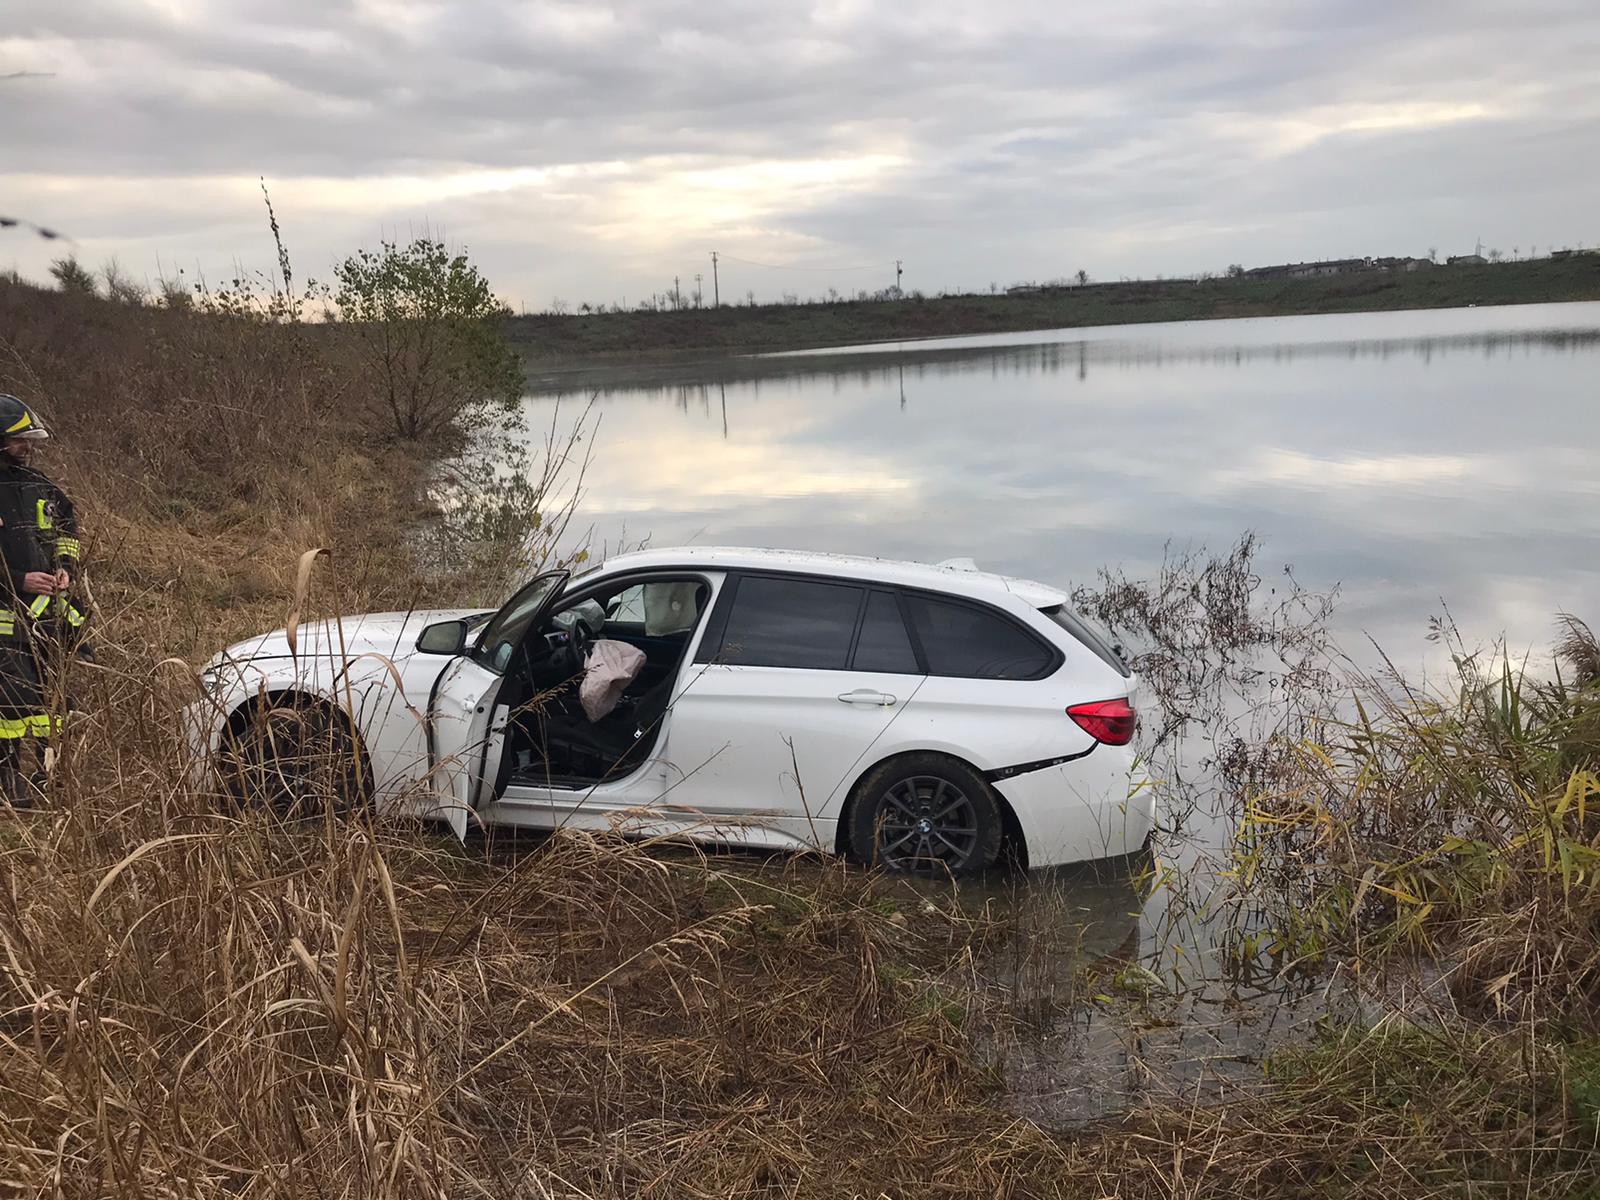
<box><xmin>0</xmin><ymin>458</ymin><xmax>85</xmax><ymax>728</ymax></box>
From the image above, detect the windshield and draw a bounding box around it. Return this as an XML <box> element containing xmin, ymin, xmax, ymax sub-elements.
<box><xmin>471</xmin><ymin>571</ymin><xmax>568</xmax><ymax>673</ymax></box>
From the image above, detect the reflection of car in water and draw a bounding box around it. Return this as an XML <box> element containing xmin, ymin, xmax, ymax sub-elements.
<box><xmin>194</xmin><ymin>547</ymin><xmax>1150</xmax><ymax>875</ymax></box>
<box><xmin>926</xmin><ymin>851</ymin><xmax>1150</xmax><ymax>963</ymax></box>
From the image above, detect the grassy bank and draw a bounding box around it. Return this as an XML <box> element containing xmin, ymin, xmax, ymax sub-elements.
<box><xmin>0</xmin><ymin>279</ymin><xmax>442</xmax><ymax>661</ymax></box>
<box><xmin>507</xmin><ymin>254</ymin><xmax>1600</xmax><ymax>366</ymax></box>
<box><xmin>2</xmin><ymin>279</ymin><xmax>1599</xmax><ymax>1196</ymax></box>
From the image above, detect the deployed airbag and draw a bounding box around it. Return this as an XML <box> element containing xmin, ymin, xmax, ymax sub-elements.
<box><xmin>645</xmin><ymin>582</ymin><xmax>701</xmax><ymax>635</ymax></box>
<box><xmin>580</xmin><ymin>639</ymin><xmax>647</xmax><ymax>722</ymax></box>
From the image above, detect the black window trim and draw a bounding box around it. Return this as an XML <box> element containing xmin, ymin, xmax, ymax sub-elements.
<box><xmin>891</xmin><ymin>588</ymin><xmax>928</xmax><ymax>674</ymax></box>
<box><xmin>850</xmin><ymin>588</ymin><xmax>923</xmax><ymax>675</ymax></box>
<box><xmin>693</xmin><ymin>572</ymin><xmax>741</xmax><ymax>664</ymax></box>
<box><xmin>691</xmin><ymin>568</ymin><xmax>1062</xmax><ymax>680</ymax></box>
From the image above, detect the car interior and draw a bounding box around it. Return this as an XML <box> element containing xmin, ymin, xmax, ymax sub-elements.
<box><xmin>497</xmin><ymin>576</ymin><xmax>711</xmax><ymax>787</ymax></box>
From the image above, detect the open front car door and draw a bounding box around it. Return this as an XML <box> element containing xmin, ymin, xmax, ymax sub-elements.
<box><xmin>426</xmin><ymin>568</ymin><xmax>568</xmax><ymax>839</ymax></box>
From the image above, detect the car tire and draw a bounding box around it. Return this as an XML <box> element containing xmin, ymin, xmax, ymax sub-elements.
<box><xmin>847</xmin><ymin>753</ymin><xmax>1005</xmax><ymax>876</ymax></box>
<box><xmin>220</xmin><ymin>698</ymin><xmax>371</xmax><ymax>818</ymax></box>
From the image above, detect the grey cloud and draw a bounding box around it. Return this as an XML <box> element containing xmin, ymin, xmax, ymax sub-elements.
<box><xmin>3</xmin><ymin>0</ymin><xmax>1597</xmax><ymax>304</ymax></box>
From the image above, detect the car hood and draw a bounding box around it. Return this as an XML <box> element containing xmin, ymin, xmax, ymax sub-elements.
<box><xmin>213</xmin><ymin>609</ymin><xmax>488</xmax><ymax>666</ymax></box>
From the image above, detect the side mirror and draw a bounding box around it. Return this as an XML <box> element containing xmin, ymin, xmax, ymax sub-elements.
<box><xmin>416</xmin><ymin>619</ymin><xmax>469</xmax><ymax>655</ymax></box>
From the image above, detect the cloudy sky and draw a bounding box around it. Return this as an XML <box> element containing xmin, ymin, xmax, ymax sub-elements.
<box><xmin>4</xmin><ymin>0</ymin><xmax>1598</xmax><ymax>308</ymax></box>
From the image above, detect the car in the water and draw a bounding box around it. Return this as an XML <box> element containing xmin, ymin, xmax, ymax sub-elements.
<box><xmin>193</xmin><ymin>547</ymin><xmax>1149</xmax><ymax>874</ymax></box>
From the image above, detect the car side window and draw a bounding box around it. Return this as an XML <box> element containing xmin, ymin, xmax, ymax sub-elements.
<box><xmin>903</xmin><ymin>594</ymin><xmax>1054</xmax><ymax>680</ymax></box>
<box><xmin>715</xmin><ymin>576</ymin><xmax>865</xmax><ymax>670</ymax></box>
<box><xmin>851</xmin><ymin>590</ymin><xmax>921</xmax><ymax>673</ymax></box>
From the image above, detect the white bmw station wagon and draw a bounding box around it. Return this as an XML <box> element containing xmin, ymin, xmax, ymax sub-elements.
<box><xmin>196</xmin><ymin>547</ymin><xmax>1150</xmax><ymax>874</ymax></box>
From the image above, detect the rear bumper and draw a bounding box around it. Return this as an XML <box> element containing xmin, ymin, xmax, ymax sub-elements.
<box><xmin>992</xmin><ymin>745</ymin><xmax>1152</xmax><ymax>869</ymax></box>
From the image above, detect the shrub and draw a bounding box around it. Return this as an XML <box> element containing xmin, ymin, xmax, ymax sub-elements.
<box><xmin>333</xmin><ymin>238</ymin><xmax>522</xmax><ymax>441</ymax></box>
<box><xmin>48</xmin><ymin>255</ymin><xmax>97</xmax><ymax>295</ymax></box>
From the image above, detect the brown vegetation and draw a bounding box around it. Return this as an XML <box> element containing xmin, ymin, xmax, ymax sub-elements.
<box><xmin>1232</xmin><ymin>618</ymin><xmax>1600</xmax><ymax>1030</ymax></box>
<box><xmin>0</xmin><ymin>278</ymin><xmax>432</xmax><ymax>661</ymax></box>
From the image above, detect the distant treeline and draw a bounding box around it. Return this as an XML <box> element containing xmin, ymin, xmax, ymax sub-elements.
<box><xmin>506</xmin><ymin>254</ymin><xmax>1600</xmax><ymax>365</ymax></box>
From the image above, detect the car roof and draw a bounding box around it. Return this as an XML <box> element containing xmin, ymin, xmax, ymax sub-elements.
<box><xmin>587</xmin><ymin>546</ymin><xmax>1070</xmax><ymax>609</ymax></box>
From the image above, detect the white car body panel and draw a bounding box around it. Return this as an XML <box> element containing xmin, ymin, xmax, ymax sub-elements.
<box><xmin>191</xmin><ymin>548</ymin><xmax>1151</xmax><ymax>869</ymax></box>
<box><xmin>649</xmin><ymin>663</ymin><xmax>927</xmax><ymax>846</ymax></box>
<box><xmin>196</xmin><ymin>609</ymin><xmax>483</xmax><ymax>820</ymax></box>
<box><xmin>425</xmin><ymin>654</ymin><xmax>504</xmax><ymax>839</ymax></box>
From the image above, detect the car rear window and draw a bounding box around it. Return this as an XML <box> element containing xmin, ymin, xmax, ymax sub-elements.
<box><xmin>1041</xmin><ymin>604</ymin><xmax>1131</xmax><ymax>677</ymax></box>
<box><xmin>903</xmin><ymin>594</ymin><xmax>1055</xmax><ymax>680</ymax></box>
<box><xmin>716</xmin><ymin>576</ymin><xmax>865</xmax><ymax>670</ymax></box>
<box><xmin>851</xmin><ymin>590</ymin><xmax>920</xmax><ymax>674</ymax></box>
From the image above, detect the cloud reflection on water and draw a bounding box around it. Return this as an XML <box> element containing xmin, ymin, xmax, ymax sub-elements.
<box><xmin>526</xmin><ymin>302</ymin><xmax>1600</xmax><ymax>673</ymax></box>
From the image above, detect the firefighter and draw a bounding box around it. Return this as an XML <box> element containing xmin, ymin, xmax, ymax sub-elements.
<box><xmin>0</xmin><ymin>394</ymin><xmax>86</xmax><ymax>803</ymax></box>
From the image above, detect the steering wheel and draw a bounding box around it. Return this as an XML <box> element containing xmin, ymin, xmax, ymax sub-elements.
<box><xmin>560</xmin><ymin>614</ymin><xmax>598</xmax><ymax>678</ymax></box>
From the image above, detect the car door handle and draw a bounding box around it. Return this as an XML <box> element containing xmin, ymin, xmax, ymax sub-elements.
<box><xmin>837</xmin><ymin>689</ymin><xmax>896</xmax><ymax>707</ymax></box>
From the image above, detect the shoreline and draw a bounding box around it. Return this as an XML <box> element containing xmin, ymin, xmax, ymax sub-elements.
<box><xmin>507</xmin><ymin>255</ymin><xmax>1600</xmax><ymax>370</ymax></box>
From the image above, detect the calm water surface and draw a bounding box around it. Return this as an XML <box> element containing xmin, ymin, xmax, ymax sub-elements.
<box><xmin>529</xmin><ymin>302</ymin><xmax>1600</xmax><ymax>675</ymax></box>
<box><xmin>522</xmin><ymin>302</ymin><xmax>1600</xmax><ymax>1119</ymax></box>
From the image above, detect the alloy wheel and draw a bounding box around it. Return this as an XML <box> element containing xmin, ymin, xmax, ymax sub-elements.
<box><xmin>872</xmin><ymin>774</ymin><xmax>980</xmax><ymax>871</ymax></box>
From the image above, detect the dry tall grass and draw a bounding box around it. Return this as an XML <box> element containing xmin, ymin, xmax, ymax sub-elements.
<box><xmin>10</xmin><ymin>682</ymin><xmax>1598</xmax><ymax>1198</ymax></box>
<box><xmin>0</xmin><ymin>277</ymin><xmax>433</xmax><ymax>661</ymax></box>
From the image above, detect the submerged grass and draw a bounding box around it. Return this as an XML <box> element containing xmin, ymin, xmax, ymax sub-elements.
<box><xmin>1230</xmin><ymin>621</ymin><xmax>1600</xmax><ymax>1026</ymax></box>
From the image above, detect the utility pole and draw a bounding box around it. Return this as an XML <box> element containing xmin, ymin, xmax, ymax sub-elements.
<box><xmin>895</xmin><ymin>259</ymin><xmax>903</xmax><ymax>294</ymax></box>
<box><xmin>674</xmin><ymin>275</ymin><xmax>681</xmax><ymax>309</ymax></box>
<box><xmin>694</xmin><ymin>273</ymin><xmax>703</xmax><ymax>307</ymax></box>
<box><xmin>711</xmin><ymin>251</ymin><xmax>720</xmax><ymax>308</ymax></box>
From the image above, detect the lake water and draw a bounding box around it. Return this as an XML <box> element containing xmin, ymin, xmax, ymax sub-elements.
<box><xmin>527</xmin><ymin>301</ymin><xmax>1600</xmax><ymax>675</ymax></box>
<box><xmin>521</xmin><ymin>301</ymin><xmax>1600</xmax><ymax>1120</ymax></box>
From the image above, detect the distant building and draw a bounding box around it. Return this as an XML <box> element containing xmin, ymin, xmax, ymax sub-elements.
<box><xmin>1448</xmin><ymin>254</ymin><xmax>1487</xmax><ymax>266</ymax></box>
<box><xmin>1404</xmin><ymin>258</ymin><xmax>1433</xmax><ymax>271</ymax></box>
<box><xmin>1242</xmin><ymin>258</ymin><xmax>1372</xmax><ymax>281</ymax></box>
<box><xmin>1005</xmin><ymin>284</ymin><xmax>1043</xmax><ymax>296</ymax></box>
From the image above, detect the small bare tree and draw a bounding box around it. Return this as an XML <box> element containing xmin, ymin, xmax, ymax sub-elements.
<box><xmin>100</xmin><ymin>257</ymin><xmax>146</xmax><ymax>305</ymax></box>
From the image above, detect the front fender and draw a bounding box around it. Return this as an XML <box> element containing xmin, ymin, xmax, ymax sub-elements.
<box><xmin>191</xmin><ymin>650</ymin><xmax>442</xmax><ymax>809</ymax></box>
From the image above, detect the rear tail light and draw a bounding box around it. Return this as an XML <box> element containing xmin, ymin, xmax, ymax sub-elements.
<box><xmin>1067</xmin><ymin>697</ymin><xmax>1137</xmax><ymax>745</ymax></box>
